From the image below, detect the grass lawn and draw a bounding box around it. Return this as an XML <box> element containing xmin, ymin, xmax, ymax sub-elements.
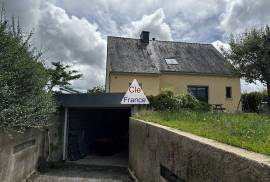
<box><xmin>135</xmin><ymin>110</ymin><xmax>270</xmax><ymax>156</ymax></box>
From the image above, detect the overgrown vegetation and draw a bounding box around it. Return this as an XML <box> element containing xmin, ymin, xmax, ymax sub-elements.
<box><xmin>242</xmin><ymin>91</ymin><xmax>268</xmax><ymax>112</ymax></box>
<box><xmin>0</xmin><ymin>18</ymin><xmax>55</xmax><ymax>132</ymax></box>
<box><xmin>135</xmin><ymin>110</ymin><xmax>270</xmax><ymax>155</ymax></box>
<box><xmin>226</xmin><ymin>25</ymin><xmax>270</xmax><ymax>109</ymax></box>
<box><xmin>147</xmin><ymin>89</ymin><xmax>211</xmax><ymax>112</ymax></box>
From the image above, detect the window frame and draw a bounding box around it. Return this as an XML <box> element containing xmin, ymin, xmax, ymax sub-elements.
<box><xmin>225</xmin><ymin>86</ymin><xmax>232</xmax><ymax>99</ymax></box>
<box><xmin>164</xmin><ymin>58</ymin><xmax>178</xmax><ymax>65</ymax></box>
<box><xmin>187</xmin><ymin>85</ymin><xmax>209</xmax><ymax>103</ymax></box>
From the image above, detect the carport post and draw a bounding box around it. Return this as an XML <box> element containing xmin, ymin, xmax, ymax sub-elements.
<box><xmin>63</xmin><ymin>107</ymin><xmax>69</xmax><ymax>160</ymax></box>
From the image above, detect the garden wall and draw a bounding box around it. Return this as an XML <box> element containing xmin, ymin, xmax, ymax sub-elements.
<box><xmin>0</xmin><ymin>129</ymin><xmax>44</xmax><ymax>182</ymax></box>
<box><xmin>129</xmin><ymin>118</ymin><xmax>270</xmax><ymax>182</ymax></box>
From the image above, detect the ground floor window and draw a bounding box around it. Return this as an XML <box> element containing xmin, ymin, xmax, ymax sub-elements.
<box><xmin>188</xmin><ymin>86</ymin><xmax>208</xmax><ymax>103</ymax></box>
<box><xmin>226</xmin><ymin>86</ymin><xmax>232</xmax><ymax>98</ymax></box>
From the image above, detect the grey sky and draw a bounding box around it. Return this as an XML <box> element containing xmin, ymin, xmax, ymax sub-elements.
<box><xmin>4</xmin><ymin>0</ymin><xmax>270</xmax><ymax>92</ymax></box>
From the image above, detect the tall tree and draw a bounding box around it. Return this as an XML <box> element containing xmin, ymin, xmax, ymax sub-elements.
<box><xmin>47</xmin><ymin>61</ymin><xmax>82</xmax><ymax>92</ymax></box>
<box><xmin>0</xmin><ymin>17</ymin><xmax>55</xmax><ymax>132</ymax></box>
<box><xmin>226</xmin><ymin>25</ymin><xmax>270</xmax><ymax>108</ymax></box>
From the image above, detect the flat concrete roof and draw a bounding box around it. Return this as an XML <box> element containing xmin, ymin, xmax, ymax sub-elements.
<box><xmin>55</xmin><ymin>93</ymin><xmax>131</xmax><ymax>108</ymax></box>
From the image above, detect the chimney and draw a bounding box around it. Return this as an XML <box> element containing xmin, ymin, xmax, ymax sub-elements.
<box><xmin>140</xmin><ymin>31</ymin><xmax>149</xmax><ymax>44</ymax></box>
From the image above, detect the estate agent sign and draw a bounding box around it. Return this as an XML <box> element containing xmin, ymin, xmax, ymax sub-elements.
<box><xmin>121</xmin><ymin>79</ymin><xmax>149</xmax><ymax>104</ymax></box>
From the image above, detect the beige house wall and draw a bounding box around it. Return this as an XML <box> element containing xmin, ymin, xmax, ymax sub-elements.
<box><xmin>109</xmin><ymin>73</ymin><xmax>160</xmax><ymax>96</ymax></box>
<box><xmin>160</xmin><ymin>74</ymin><xmax>241</xmax><ymax>112</ymax></box>
<box><xmin>108</xmin><ymin>73</ymin><xmax>241</xmax><ymax>112</ymax></box>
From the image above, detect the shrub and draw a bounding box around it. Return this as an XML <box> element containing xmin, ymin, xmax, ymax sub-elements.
<box><xmin>0</xmin><ymin>19</ymin><xmax>55</xmax><ymax>132</ymax></box>
<box><xmin>147</xmin><ymin>89</ymin><xmax>210</xmax><ymax>112</ymax></box>
<box><xmin>147</xmin><ymin>89</ymin><xmax>177</xmax><ymax>111</ymax></box>
<box><xmin>241</xmin><ymin>91</ymin><xmax>268</xmax><ymax>112</ymax></box>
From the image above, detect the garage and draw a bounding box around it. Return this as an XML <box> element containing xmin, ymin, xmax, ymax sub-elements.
<box><xmin>55</xmin><ymin>93</ymin><xmax>131</xmax><ymax>167</ymax></box>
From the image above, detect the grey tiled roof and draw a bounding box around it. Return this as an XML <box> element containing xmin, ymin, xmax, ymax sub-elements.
<box><xmin>107</xmin><ymin>36</ymin><xmax>234</xmax><ymax>75</ymax></box>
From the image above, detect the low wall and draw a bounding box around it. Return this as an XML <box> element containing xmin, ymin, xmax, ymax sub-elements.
<box><xmin>0</xmin><ymin>129</ymin><xmax>44</xmax><ymax>182</ymax></box>
<box><xmin>129</xmin><ymin>118</ymin><xmax>270</xmax><ymax>182</ymax></box>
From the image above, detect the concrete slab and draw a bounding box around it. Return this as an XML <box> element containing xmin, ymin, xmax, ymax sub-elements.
<box><xmin>71</xmin><ymin>150</ymin><xmax>128</xmax><ymax>168</ymax></box>
<box><xmin>27</xmin><ymin>164</ymin><xmax>133</xmax><ymax>182</ymax></box>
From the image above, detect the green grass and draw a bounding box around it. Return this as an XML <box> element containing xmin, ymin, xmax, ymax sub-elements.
<box><xmin>135</xmin><ymin>110</ymin><xmax>270</xmax><ymax>156</ymax></box>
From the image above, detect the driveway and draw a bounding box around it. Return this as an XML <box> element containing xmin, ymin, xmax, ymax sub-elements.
<box><xmin>27</xmin><ymin>163</ymin><xmax>134</xmax><ymax>182</ymax></box>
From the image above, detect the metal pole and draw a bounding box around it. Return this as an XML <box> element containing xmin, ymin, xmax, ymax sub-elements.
<box><xmin>63</xmin><ymin>107</ymin><xmax>68</xmax><ymax>160</ymax></box>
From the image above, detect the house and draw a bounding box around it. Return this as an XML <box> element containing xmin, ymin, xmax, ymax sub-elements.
<box><xmin>105</xmin><ymin>31</ymin><xmax>241</xmax><ymax>112</ymax></box>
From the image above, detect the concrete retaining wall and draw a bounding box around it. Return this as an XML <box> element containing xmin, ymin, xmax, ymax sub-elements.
<box><xmin>0</xmin><ymin>129</ymin><xmax>44</xmax><ymax>182</ymax></box>
<box><xmin>129</xmin><ymin>118</ymin><xmax>270</xmax><ymax>182</ymax></box>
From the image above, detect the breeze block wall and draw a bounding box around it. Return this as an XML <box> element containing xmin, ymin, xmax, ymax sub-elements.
<box><xmin>129</xmin><ymin>118</ymin><xmax>270</xmax><ymax>182</ymax></box>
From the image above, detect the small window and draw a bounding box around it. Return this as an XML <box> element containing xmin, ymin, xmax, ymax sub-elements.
<box><xmin>226</xmin><ymin>87</ymin><xmax>232</xmax><ymax>98</ymax></box>
<box><xmin>165</xmin><ymin>58</ymin><xmax>178</xmax><ymax>65</ymax></box>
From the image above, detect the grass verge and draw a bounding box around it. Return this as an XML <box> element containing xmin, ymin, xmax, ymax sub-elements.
<box><xmin>135</xmin><ymin>110</ymin><xmax>270</xmax><ymax>156</ymax></box>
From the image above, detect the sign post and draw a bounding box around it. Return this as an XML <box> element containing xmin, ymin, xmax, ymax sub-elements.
<box><xmin>121</xmin><ymin>79</ymin><xmax>149</xmax><ymax>115</ymax></box>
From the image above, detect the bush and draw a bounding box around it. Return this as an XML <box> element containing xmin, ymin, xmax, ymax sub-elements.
<box><xmin>147</xmin><ymin>89</ymin><xmax>210</xmax><ymax>112</ymax></box>
<box><xmin>241</xmin><ymin>91</ymin><xmax>268</xmax><ymax>112</ymax></box>
<box><xmin>0</xmin><ymin>19</ymin><xmax>55</xmax><ymax>132</ymax></box>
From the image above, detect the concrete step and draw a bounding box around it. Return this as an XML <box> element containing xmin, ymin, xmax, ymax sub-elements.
<box><xmin>27</xmin><ymin>164</ymin><xmax>134</xmax><ymax>182</ymax></box>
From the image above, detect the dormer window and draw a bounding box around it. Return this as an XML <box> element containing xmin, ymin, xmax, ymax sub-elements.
<box><xmin>165</xmin><ymin>58</ymin><xmax>178</xmax><ymax>65</ymax></box>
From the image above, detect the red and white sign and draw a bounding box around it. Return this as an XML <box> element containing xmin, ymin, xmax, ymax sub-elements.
<box><xmin>121</xmin><ymin>79</ymin><xmax>149</xmax><ymax>104</ymax></box>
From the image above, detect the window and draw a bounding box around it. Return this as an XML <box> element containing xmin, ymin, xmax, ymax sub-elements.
<box><xmin>226</xmin><ymin>87</ymin><xmax>232</xmax><ymax>98</ymax></box>
<box><xmin>188</xmin><ymin>86</ymin><xmax>208</xmax><ymax>103</ymax></box>
<box><xmin>165</xmin><ymin>58</ymin><xmax>178</xmax><ymax>65</ymax></box>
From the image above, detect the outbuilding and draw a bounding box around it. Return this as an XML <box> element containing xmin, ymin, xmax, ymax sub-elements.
<box><xmin>55</xmin><ymin>93</ymin><xmax>131</xmax><ymax>166</ymax></box>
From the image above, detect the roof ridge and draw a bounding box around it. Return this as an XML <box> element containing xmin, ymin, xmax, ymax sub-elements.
<box><xmin>153</xmin><ymin>40</ymin><xmax>212</xmax><ymax>46</ymax></box>
<box><xmin>107</xmin><ymin>36</ymin><xmax>212</xmax><ymax>46</ymax></box>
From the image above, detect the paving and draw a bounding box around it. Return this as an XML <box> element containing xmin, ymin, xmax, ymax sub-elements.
<box><xmin>71</xmin><ymin>151</ymin><xmax>128</xmax><ymax>168</ymax></box>
<box><xmin>27</xmin><ymin>163</ymin><xmax>134</xmax><ymax>182</ymax></box>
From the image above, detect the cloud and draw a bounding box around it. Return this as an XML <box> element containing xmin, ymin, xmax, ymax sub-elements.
<box><xmin>220</xmin><ymin>0</ymin><xmax>270</xmax><ymax>35</ymax></box>
<box><xmin>212</xmin><ymin>40</ymin><xmax>230</xmax><ymax>53</ymax></box>
<box><xmin>4</xmin><ymin>0</ymin><xmax>42</xmax><ymax>31</ymax></box>
<box><xmin>4</xmin><ymin>0</ymin><xmax>268</xmax><ymax>92</ymax></box>
<box><xmin>70</xmin><ymin>64</ymin><xmax>105</xmax><ymax>91</ymax></box>
<box><xmin>38</xmin><ymin>3</ymin><xmax>106</xmax><ymax>66</ymax></box>
<box><xmin>122</xmin><ymin>8</ymin><xmax>172</xmax><ymax>40</ymax></box>
<box><xmin>241</xmin><ymin>80</ymin><xmax>265</xmax><ymax>93</ymax></box>
<box><xmin>36</xmin><ymin>3</ymin><xmax>106</xmax><ymax>89</ymax></box>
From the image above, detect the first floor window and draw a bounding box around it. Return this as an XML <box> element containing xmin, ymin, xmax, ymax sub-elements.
<box><xmin>188</xmin><ymin>86</ymin><xmax>208</xmax><ymax>103</ymax></box>
<box><xmin>226</xmin><ymin>86</ymin><xmax>232</xmax><ymax>98</ymax></box>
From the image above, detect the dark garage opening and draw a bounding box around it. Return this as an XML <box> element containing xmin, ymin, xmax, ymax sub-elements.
<box><xmin>67</xmin><ymin>107</ymin><xmax>131</xmax><ymax>167</ymax></box>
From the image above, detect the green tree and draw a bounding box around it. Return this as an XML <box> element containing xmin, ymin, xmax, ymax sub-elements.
<box><xmin>226</xmin><ymin>25</ymin><xmax>270</xmax><ymax>108</ymax></box>
<box><xmin>87</xmin><ymin>86</ymin><xmax>105</xmax><ymax>93</ymax></box>
<box><xmin>47</xmin><ymin>61</ymin><xmax>82</xmax><ymax>92</ymax></box>
<box><xmin>0</xmin><ymin>18</ymin><xmax>55</xmax><ymax>132</ymax></box>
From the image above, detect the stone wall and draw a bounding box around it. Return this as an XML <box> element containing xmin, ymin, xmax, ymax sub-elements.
<box><xmin>129</xmin><ymin>118</ymin><xmax>270</xmax><ymax>182</ymax></box>
<box><xmin>0</xmin><ymin>129</ymin><xmax>44</xmax><ymax>182</ymax></box>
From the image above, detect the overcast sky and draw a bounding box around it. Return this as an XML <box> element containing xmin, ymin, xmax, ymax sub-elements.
<box><xmin>4</xmin><ymin>0</ymin><xmax>270</xmax><ymax>92</ymax></box>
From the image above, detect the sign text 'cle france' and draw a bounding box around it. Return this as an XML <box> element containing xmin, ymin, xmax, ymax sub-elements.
<box><xmin>121</xmin><ymin>79</ymin><xmax>149</xmax><ymax>104</ymax></box>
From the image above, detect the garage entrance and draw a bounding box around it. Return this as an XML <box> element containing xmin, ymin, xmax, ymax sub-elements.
<box><xmin>55</xmin><ymin>93</ymin><xmax>131</xmax><ymax>167</ymax></box>
<box><xmin>68</xmin><ymin>107</ymin><xmax>130</xmax><ymax>166</ymax></box>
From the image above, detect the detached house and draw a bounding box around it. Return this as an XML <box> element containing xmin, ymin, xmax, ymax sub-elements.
<box><xmin>105</xmin><ymin>31</ymin><xmax>241</xmax><ymax>112</ymax></box>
